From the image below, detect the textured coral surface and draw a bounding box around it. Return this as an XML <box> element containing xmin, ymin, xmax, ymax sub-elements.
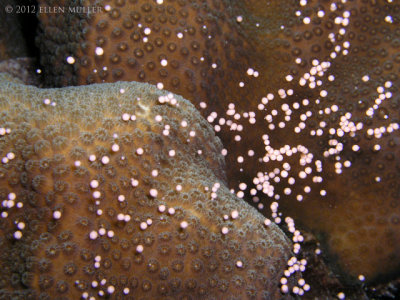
<box><xmin>0</xmin><ymin>73</ymin><xmax>296</xmax><ymax>299</ymax></box>
<box><xmin>35</xmin><ymin>0</ymin><xmax>400</xmax><ymax>284</ymax></box>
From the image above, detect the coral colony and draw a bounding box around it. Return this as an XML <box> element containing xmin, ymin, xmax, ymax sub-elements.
<box><xmin>0</xmin><ymin>0</ymin><xmax>399</xmax><ymax>299</ymax></box>
<box><xmin>0</xmin><ymin>73</ymin><xmax>297</xmax><ymax>298</ymax></box>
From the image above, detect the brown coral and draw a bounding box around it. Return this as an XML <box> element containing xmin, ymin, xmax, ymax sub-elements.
<box><xmin>35</xmin><ymin>0</ymin><xmax>400</xmax><ymax>284</ymax></box>
<box><xmin>0</xmin><ymin>73</ymin><xmax>296</xmax><ymax>299</ymax></box>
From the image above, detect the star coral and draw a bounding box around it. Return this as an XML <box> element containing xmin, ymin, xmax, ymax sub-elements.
<box><xmin>35</xmin><ymin>0</ymin><xmax>400</xmax><ymax>285</ymax></box>
<box><xmin>0</xmin><ymin>73</ymin><xmax>296</xmax><ymax>299</ymax></box>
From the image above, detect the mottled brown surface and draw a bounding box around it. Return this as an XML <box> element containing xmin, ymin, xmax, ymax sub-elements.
<box><xmin>0</xmin><ymin>58</ymin><xmax>42</xmax><ymax>86</ymax></box>
<box><xmin>0</xmin><ymin>73</ymin><xmax>296</xmax><ymax>299</ymax></box>
<box><xmin>35</xmin><ymin>0</ymin><xmax>400</xmax><ymax>284</ymax></box>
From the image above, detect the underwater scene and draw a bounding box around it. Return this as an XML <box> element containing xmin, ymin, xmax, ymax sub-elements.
<box><xmin>0</xmin><ymin>0</ymin><xmax>399</xmax><ymax>299</ymax></box>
